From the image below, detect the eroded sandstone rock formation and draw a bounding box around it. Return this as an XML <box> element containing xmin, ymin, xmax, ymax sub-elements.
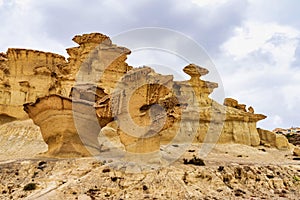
<box><xmin>0</xmin><ymin>33</ymin><xmax>132</xmax><ymax>121</ymax></box>
<box><xmin>257</xmin><ymin>128</ymin><xmax>290</xmax><ymax>150</ymax></box>
<box><xmin>0</xmin><ymin>32</ymin><xmax>282</xmax><ymax>158</ymax></box>
<box><xmin>1</xmin><ymin>33</ymin><xmax>133</xmax><ymax>157</ymax></box>
<box><xmin>68</xmin><ymin>33</ymin><xmax>132</xmax><ymax>94</ymax></box>
<box><xmin>0</xmin><ymin>49</ymin><xmax>66</xmax><ymax>119</ymax></box>
<box><xmin>99</xmin><ymin>67</ymin><xmax>182</xmax><ymax>153</ymax></box>
<box><xmin>24</xmin><ymin>95</ymin><xmax>93</xmax><ymax>157</ymax></box>
<box><xmin>158</xmin><ymin>65</ymin><xmax>267</xmax><ymax>147</ymax></box>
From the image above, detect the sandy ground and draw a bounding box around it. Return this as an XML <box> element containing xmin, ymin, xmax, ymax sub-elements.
<box><xmin>0</xmin><ymin>120</ymin><xmax>300</xmax><ymax>199</ymax></box>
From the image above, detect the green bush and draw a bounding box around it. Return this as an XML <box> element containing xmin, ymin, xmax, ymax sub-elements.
<box><xmin>293</xmin><ymin>176</ymin><xmax>300</xmax><ymax>182</ymax></box>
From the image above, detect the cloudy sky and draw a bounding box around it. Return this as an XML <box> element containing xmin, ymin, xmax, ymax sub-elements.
<box><xmin>0</xmin><ymin>0</ymin><xmax>299</xmax><ymax>130</ymax></box>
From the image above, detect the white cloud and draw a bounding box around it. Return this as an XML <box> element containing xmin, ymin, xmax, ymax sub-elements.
<box><xmin>272</xmin><ymin>115</ymin><xmax>283</xmax><ymax>127</ymax></box>
<box><xmin>217</xmin><ymin>20</ymin><xmax>300</xmax><ymax>129</ymax></box>
<box><xmin>0</xmin><ymin>0</ymin><xmax>66</xmax><ymax>55</ymax></box>
<box><xmin>221</xmin><ymin>21</ymin><xmax>299</xmax><ymax>60</ymax></box>
<box><xmin>281</xmin><ymin>83</ymin><xmax>300</xmax><ymax>111</ymax></box>
<box><xmin>126</xmin><ymin>49</ymin><xmax>189</xmax><ymax>80</ymax></box>
<box><xmin>191</xmin><ymin>0</ymin><xmax>230</xmax><ymax>7</ymax></box>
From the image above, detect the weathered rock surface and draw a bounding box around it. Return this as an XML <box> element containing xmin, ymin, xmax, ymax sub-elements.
<box><xmin>67</xmin><ymin>33</ymin><xmax>132</xmax><ymax>94</ymax></box>
<box><xmin>160</xmin><ymin>64</ymin><xmax>266</xmax><ymax>147</ymax></box>
<box><xmin>106</xmin><ymin>67</ymin><xmax>181</xmax><ymax>153</ymax></box>
<box><xmin>0</xmin><ymin>114</ymin><xmax>16</xmax><ymax>125</ymax></box>
<box><xmin>0</xmin><ymin>119</ymin><xmax>298</xmax><ymax>199</ymax></box>
<box><xmin>0</xmin><ymin>120</ymin><xmax>47</xmax><ymax>160</ymax></box>
<box><xmin>71</xmin><ymin>83</ymin><xmax>112</xmax><ymax>127</ymax></box>
<box><xmin>224</xmin><ymin>98</ymin><xmax>252</xmax><ymax>113</ymax></box>
<box><xmin>0</xmin><ymin>33</ymin><xmax>133</xmax><ymax>157</ymax></box>
<box><xmin>98</xmin><ymin>121</ymin><xmax>124</xmax><ymax>151</ymax></box>
<box><xmin>0</xmin><ymin>32</ymin><xmax>287</xmax><ymax>158</ymax></box>
<box><xmin>21</xmin><ymin>79</ymin><xmax>117</xmax><ymax>158</ymax></box>
<box><xmin>0</xmin><ymin>32</ymin><xmax>298</xmax><ymax>200</ymax></box>
<box><xmin>257</xmin><ymin>128</ymin><xmax>290</xmax><ymax>149</ymax></box>
<box><xmin>276</xmin><ymin>134</ymin><xmax>291</xmax><ymax>150</ymax></box>
<box><xmin>220</xmin><ymin>106</ymin><xmax>266</xmax><ymax>146</ymax></box>
<box><xmin>294</xmin><ymin>147</ymin><xmax>300</xmax><ymax>156</ymax></box>
<box><xmin>0</xmin><ymin>33</ymin><xmax>132</xmax><ymax>122</ymax></box>
<box><xmin>0</xmin><ymin>49</ymin><xmax>67</xmax><ymax>119</ymax></box>
<box><xmin>23</xmin><ymin>95</ymin><xmax>99</xmax><ymax>158</ymax></box>
<box><xmin>287</xmin><ymin>134</ymin><xmax>300</xmax><ymax>146</ymax></box>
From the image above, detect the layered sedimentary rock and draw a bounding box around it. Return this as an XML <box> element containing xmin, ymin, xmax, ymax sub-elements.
<box><xmin>0</xmin><ymin>49</ymin><xmax>67</xmax><ymax>119</ymax></box>
<box><xmin>220</xmin><ymin>106</ymin><xmax>266</xmax><ymax>146</ymax></box>
<box><xmin>0</xmin><ymin>32</ymin><xmax>278</xmax><ymax>157</ymax></box>
<box><xmin>98</xmin><ymin>67</ymin><xmax>182</xmax><ymax>153</ymax></box>
<box><xmin>0</xmin><ymin>33</ymin><xmax>132</xmax><ymax>121</ymax></box>
<box><xmin>159</xmin><ymin>64</ymin><xmax>219</xmax><ymax>145</ymax></box>
<box><xmin>67</xmin><ymin>33</ymin><xmax>132</xmax><ymax>94</ymax></box>
<box><xmin>257</xmin><ymin>128</ymin><xmax>290</xmax><ymax>149</ymax></box>
<box><xmin>160</xmin><ymin>64</ymin><xmax>266</xmax><ymax>146</ymax></box>
<box><xmin>19</xmin><ymin>33</ymin><xmax>134</xmax><ymax>157</ymax></box>
<box><xmin>98</xmin><ymin>63</ymin><xmax>267</xmax><ymax>152</ymax></box>
<box><xmin>23</xmin><ymin>85</ymin><xmax>113</xmax><ymax>158</ymax></box>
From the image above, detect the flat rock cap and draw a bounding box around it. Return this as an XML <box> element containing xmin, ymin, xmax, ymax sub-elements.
<box><xmin>72</xmin><ymin>33</ymin><xmax>112</xmax><ymax>45</ymax></box>
<box><xmin>183</xmin><ymin>64</ymin><xmax>209</xmax><ymax>77</ymax></box>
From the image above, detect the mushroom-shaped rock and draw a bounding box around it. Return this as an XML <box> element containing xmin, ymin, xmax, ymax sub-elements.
<box><xmin>180</xmin><ymin>64</ymin><xmax>218</xmax><ymax>106</ymax></box>
<box><xmin>72</xmin><ymin>32</ymin><xmax>112</xmax><ymax>45</ymax></box>
<box><xmin>24</xmin><ymin>95</ymin><xmax>102</xmax><ymax>158</ymax></box>
<box><xmin>0</xmin><ymin>31</ymin><xmax>275</xmax><ymax>157</ymax></box>
<box><xmin>183</xmin><ymin>64</ymin><xmax>209</xmax><ymax>79</ymax></box>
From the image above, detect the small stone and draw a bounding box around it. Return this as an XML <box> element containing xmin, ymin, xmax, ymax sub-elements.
<box><xmin>293</xmin><ymin>147</ymin><xmax>300</xmax><ymax>156</ymax></box>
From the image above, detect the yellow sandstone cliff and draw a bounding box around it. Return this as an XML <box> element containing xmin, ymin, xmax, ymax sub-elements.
<box><xmin>0</xmin><ymin>32</ymin><xmax>285</xmax><ymax>158</ymax></box>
